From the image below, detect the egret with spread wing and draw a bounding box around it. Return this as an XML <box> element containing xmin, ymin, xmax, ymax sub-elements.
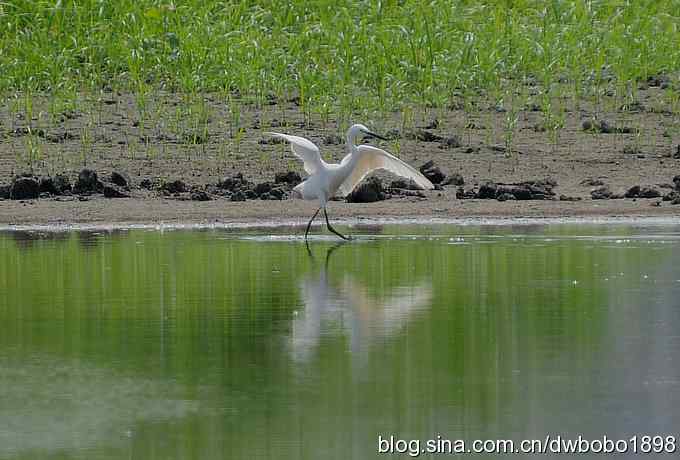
<box><xmin>266</xmin><ymin>124</ymin><xmax>434</xmax><ymax>240</ymax></box>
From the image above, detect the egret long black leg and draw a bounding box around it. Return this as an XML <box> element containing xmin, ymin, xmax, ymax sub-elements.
<box><xmin>305</xmin><ymin>208</ymin><xmax>321</xmax><ymax>240</ymax></box>
<box><xmin>324</xmin><ymin>207</ymin><xmax>351</xmax><ymax>241</ymax></box>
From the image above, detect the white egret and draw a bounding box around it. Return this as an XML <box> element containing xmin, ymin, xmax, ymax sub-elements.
<box><xmin>266</xmin><ymin>124</ymin><xmax>434</xmax><ymax>240</ymax></box>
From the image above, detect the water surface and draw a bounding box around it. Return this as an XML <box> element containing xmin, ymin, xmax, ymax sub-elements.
<box><xmin>1</xmin><ymin>224</ymin><xmax>679</xmax><ymax>459</ymax></box>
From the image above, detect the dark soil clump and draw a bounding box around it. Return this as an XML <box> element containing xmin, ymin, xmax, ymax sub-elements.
<box><xmin>466</xmin><ymin>179</ymin><xmax>556</xmax><ymax>201</ymax></box>
<box><xmin>390</xmin><ymin>178</ymin><xmax>421</xmax><ymax>190</ymax></box>
<box><xmin>0</xmin><ymin>183</ymin><xmax>9</xmax><ymax>199</ymax></box>
<box><xmin>230</xmin><ymin>191</ymin><xmax>246</xmax><ymax>201</ymax></box>
<box><xmin>346</xmin><ymin>177</ymin><xmax>386</xmax><ymax>203</ymax></box>
<box><xmin>190</xmin><ymin>190</ymin><xmax>211</xmax><ymax>201</ymax></box>
<box><xmin>591</xmin><ymin>186</ymin><xmax>612</xmax><ymax>200</ymax></box>
<box><xmin>624</xmin><ymin>185</ymin><xmax>661</xmax><ymax>199</ymax></box>
<box><xmin>582</xmin><ymin>119</ymin><xmax>634</xmax><ymax>134</ymax></box>
<box><xmin>38</xmin><ymin>176</ymin><xmax>60</xmax><ymax>196</ymax></box>
<box><xmin>10</xmin><ymin>176</ymin><xmax>40</xmax><ymax>200</ymax></box>
<box><xmin>160</xmin><ymin>179</ymin><xmax>187</xmax><ymax>195</ymax></box>
<box><xmin>73</xmin><ymin>169</ymin><xmax>103</xmax><ymax>195</ymax></box>
<box><xmin>217</xmin><ymin>173</ymin><xmax>251</xmax><ymax>192</ymax></box>
<box><xmin>110</xmin><ymin>171</ymin><xmax>129</xmax><ymax>188</ymax></box>
<box><xmin>274</xmin><ymin>171</ymin><xmax>302</xmax><ymax>186</ymax></box>
<box><xmin>476</xmin><ymin>182</ymin><xmax>498</xmax><ymax>199</ymax></box>
<box><xmin>103</xmin><ymin>184</ymin><xmax>130</xmax><ymax>198</ymax></box>
<box><xmin>419</xmin><ymin>160</ymin><xmax>446</xmax><ymax>185</ymax></box>
<box><xmin>439</xmin><ymin>136</ymin><xmax>462</xmax><ymax>149</ymax></box>
<box><xmin>411</xmin><ymin>130</ymin><xmax>443</xmax><ymax>142</ymax></box>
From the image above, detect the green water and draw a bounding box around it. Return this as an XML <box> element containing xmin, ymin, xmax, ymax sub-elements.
<box><xmin>1</xmin><ymin>224</ymin><xmax>679</xmax><ymax>459</ymax></box>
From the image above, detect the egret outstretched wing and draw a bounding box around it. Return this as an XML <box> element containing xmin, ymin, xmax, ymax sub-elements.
<box><xmin>337</xmin><ymin>145</ymin><xmax>434</xmax><ymax>196</ymax></box>
<box><xmin>265</xmin><ymin>132</ymin><xmax>323</xmax><ymax>175</ymax></box>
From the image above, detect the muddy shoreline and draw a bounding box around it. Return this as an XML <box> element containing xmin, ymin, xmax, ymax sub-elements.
<box><xmin>2</xmin><ymin>194</ymin><xmax>679</xmax><ymax>230</ymax></box>
<box><xmin>2</xmin><ymin>88</ymin><xmax>680</xmax><ymax>226</ymax></box>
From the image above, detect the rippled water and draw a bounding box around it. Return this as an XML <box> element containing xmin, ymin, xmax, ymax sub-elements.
<box><xmin>1</xmin><ymin>223</ymin><xmax>679</xmax><ymax>459</ymax></box>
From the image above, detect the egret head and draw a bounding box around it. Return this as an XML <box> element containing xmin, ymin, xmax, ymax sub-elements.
<box><xmin>347</xmin><ymin>123</ymin><xmax>387</xmax><ymax>144</ymax></box>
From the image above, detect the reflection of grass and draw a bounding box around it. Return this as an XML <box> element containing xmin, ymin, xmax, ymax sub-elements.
<box><xmin>0</xmin><ymin>227</ymin><xmax>675</xmax><ymax>458</ymax></box>
<box><xmin>0</xmin><ymin>226</ymin><xmax>659</xmax><ymax>373</ymax></box>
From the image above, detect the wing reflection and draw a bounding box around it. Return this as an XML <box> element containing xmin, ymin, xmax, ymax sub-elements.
<box><xmin>290</xmin><ymin>243</ymin><xmax>432</xmax><ymax>362</ymax></box>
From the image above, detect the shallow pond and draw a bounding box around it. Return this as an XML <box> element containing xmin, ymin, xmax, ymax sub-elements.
<box><xmin>1</xmin><ymin>223</ymin><xmax>680</xmax><ymax>459</ymax></box>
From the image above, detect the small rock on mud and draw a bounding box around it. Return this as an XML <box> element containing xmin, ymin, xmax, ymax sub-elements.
<box><xmin>473</xmin><ymin>179</ymin><xmax>556</xmax><ymax>201</ymax></box>
<box><xmin>53</xmin><ymin>174</ymin><xmax>72</xmax><ymax>195</ymax></box>
<box><xmin>190</xmin><ymin>190</ymin><xmax>211</xmax><ymax>201</ymax></box>
<box><xmin>139</xmin><ymin>178</ymin><xmax>156</xmax><ymax>190</ymax></box>
<box><xmin>591</xmin><ymin>186</ymin><xmax>612</xmax><ymax>200</ymax></box>
<box><xmin>73</xmin><ymin>169</ymin><xmax>103</xmax><ymax>195</ymax></box>
<box><xmin>160</xmin><ymin>179</ymin><xmax>187</xmax><ymax>194</ymax></box>
<box><xmin>103</xmin><ymin>184</ymin><xmax>130</xmax><ymax>198</ymax></box>
<box><xmin>10</xmin><ymin>176</ymin><xmax>40</xmax><ymax>200</ymax></box>
<box><xmin>254</xmin><ymin>182</ymin><xmax>272</xmax><ymax>196</ymax></box>
<box><xmin>390</xmin><ymin>178</ymin><xmax>421</xmax><ymax>190</ymax></box>
<box><xmin>477</xmin><ymin>182</ymin><xmax>498</xmax><ymax>199</ymax></box>
<box><xmin>419</xmin><ymin>160</ymin><xmax>446</xmax><ymax>184</ymax></box>
<box><xmin>230</xmin><ymin>191</ymin><xmax>246</xmax><ymax>202</ymax></box>
<box><xmin>439</xmin><ymin>136</ymin><xmax>462</xmax><ymax>149</ymax></box>
<box><xmin>217</xmin><ymin>173</ymin><xmax>250</xmax><ymax>192</ymax></box>
<box><xmin>110</xmin><ymin>171</ymin><xmax>129</xmax><ymax>188</ymax></box>
<box><xmin>274</xmin><ymin>171</ymin><xmax>302</xmax><ymax>186</ymax></box>
<box><xmin>626</xmin><ymin>185</ymin><xmax>661</xmax><ymax>199</ymax></box>
<box><xmin>269</xmin><ymin>187</ymin><xmax>286</xmax><ymax>200</ymax></box>
<box><xmin>456</xmin><ymin>187</ymin><xmax>476</xmax><ymax>199</ymax></box>
<box><xmin>346</xmin><ymin>177</ymin><xmax>385</xmax><ymax>203</ymax></box>
<box><xmin>639</xmin><ymin>186</ymin><xmax>661</xmax><ymax>198</ymax></box>
<box><xmin>0</xmin><ymin>183</ymin><xmax>9</xmax><ymax>199</ymax></box>
<box><xmin>582</xmin><ymin>119</ymin><xmax>634</xmax><ymax>134</ymax></box>
<box><xmin>662</xmin><ymin>190</ymin><xmax>679</xmax><ymax>202</ymax></box>
<box><xmin>38</xmin><ymin>176</ymin><xmax>59</xmax><ymax>196</ymax></box>
<box><xmin>411</xmin><ymin>130</ymin><xmax>443</xmax><ymax>142</ymax></box>
<box><xmin>624</xmin><ymin>185</ymin><xmax>640</xmax><ymax>198</ymax></box>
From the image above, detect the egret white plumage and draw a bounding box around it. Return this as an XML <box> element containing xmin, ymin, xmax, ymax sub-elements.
<box><xmin>266</xmin><ymin>124</ymin><xmax>434</xmax><ymax>240</ymax></box>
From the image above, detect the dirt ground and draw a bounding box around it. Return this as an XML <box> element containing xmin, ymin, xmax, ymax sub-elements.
<box><xmin>1</xmin><ymin>84</ymin><xmax>679</xmax><ymax>227</ymax></box>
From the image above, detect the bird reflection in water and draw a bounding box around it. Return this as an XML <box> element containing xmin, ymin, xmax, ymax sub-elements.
<box><xmin>290</xmin><ymin>242</ymin><xmax>432</xmax><ymax>363</ymax></box>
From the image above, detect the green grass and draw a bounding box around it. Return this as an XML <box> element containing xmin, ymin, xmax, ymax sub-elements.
<box><xmin>1</xmin><ymin>0</ymin><xmax>679</xmax><ymax>109</ymax></box>
<box><xmin>1</xmin><ymin>1</ymin><xmax>679</xmax><ymax>175</ymax></box>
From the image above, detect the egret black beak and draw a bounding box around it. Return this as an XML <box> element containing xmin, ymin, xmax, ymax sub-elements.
<box><xmin>361</xmin><ymin>129</ymin><xmax>388</xmax><ymax>141</ymax></box>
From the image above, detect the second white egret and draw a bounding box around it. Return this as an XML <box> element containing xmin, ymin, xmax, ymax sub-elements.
<box><xmin>266</xmin><ymin>124</ymin><xmax>434</xmax><ymax>240</ymax></box>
